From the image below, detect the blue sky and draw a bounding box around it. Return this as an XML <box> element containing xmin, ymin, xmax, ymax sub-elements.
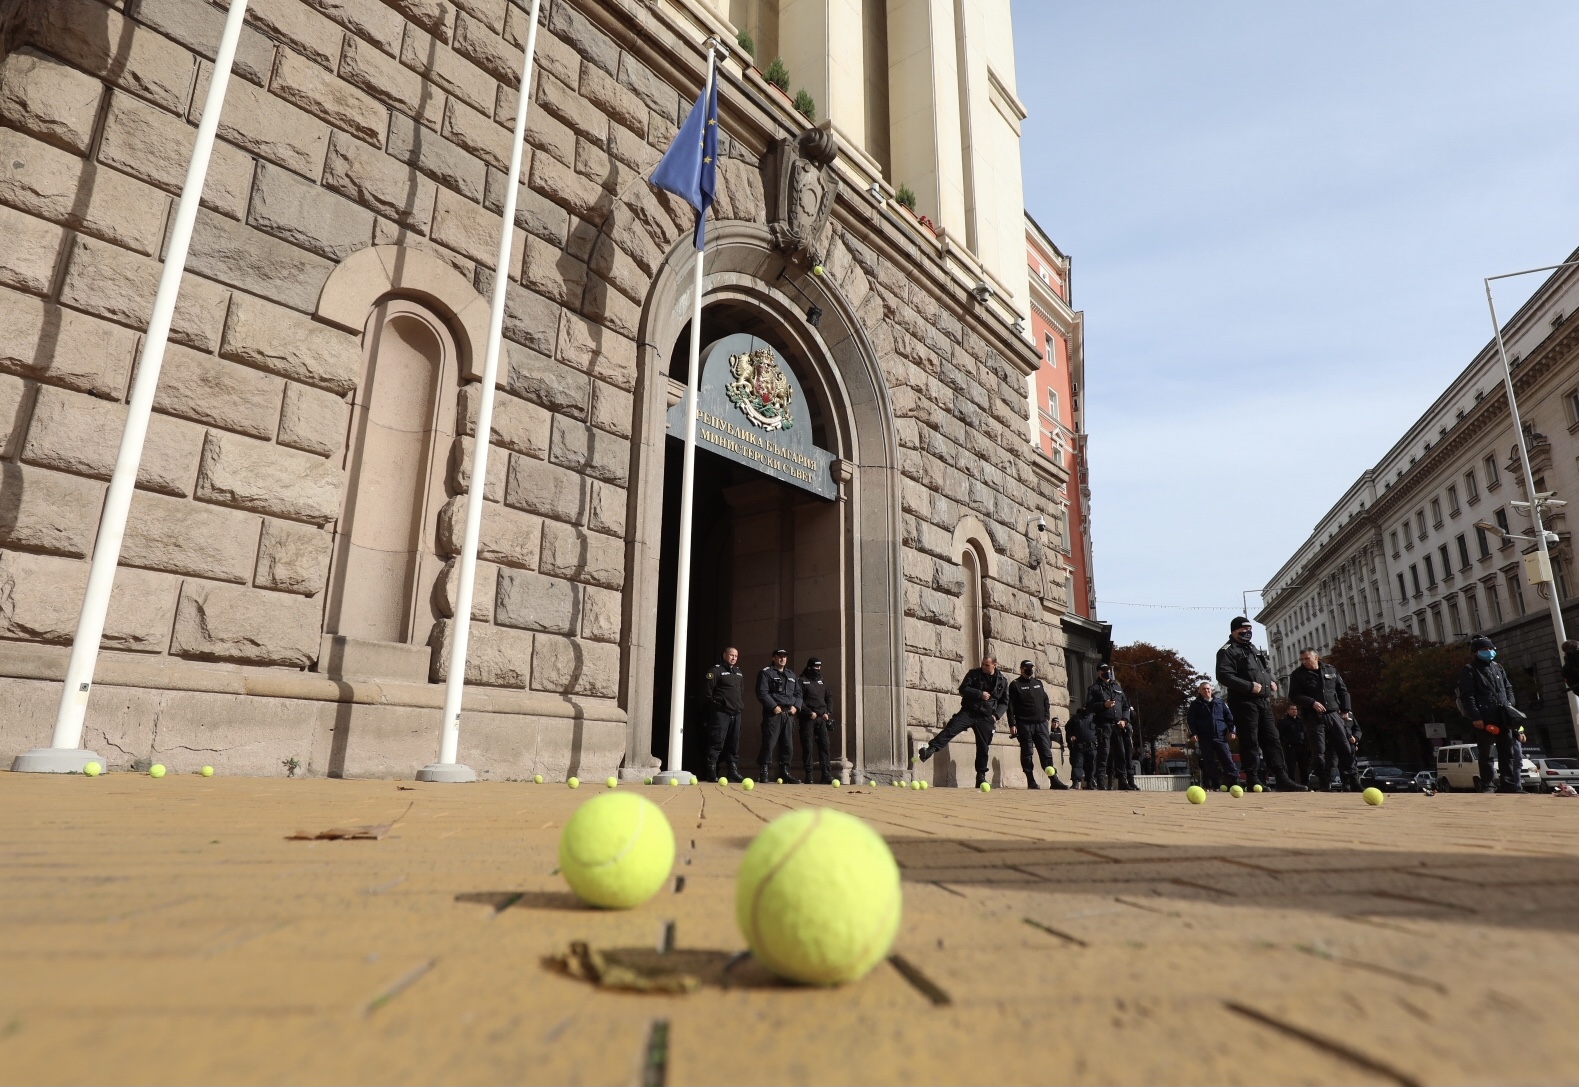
<box><xmin>1013</xmin><ymin>0</ymin><xmax>1578</xmax><ymax>676</ymax></box>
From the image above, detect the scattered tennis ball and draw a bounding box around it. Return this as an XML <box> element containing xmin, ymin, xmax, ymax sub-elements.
<box><xmin>148</xmin><ymin>764</ymin><xmax>166</xmax><ymax>778</ymax></box>
<box><xmin>735</xmin><ymin>808</ymin><xmax>900</xmax><ymax>984</ymax></box>
<box><xmin>718</xmin><ymin>777</ymin><xmax>728</xmax><ymax>786</ymax></box>
<box><xmin>643</xmin><ymin>777</ymin><xmax>653</xmax><ymax>785</ymax></box>
<box><xmin>831</xmin><ymin>779</ymin><xmax>840</xmax><ymax>788</ymax></box>
<box><xmin>534</xmin><ymin>775</ymin><xmax>544</xmax><ymax>784</ymax></box>
<box><xmin>868</xmin><ymin>780</ymin><xmax>877</xmax><ymax>787</ymax></box>
<box><xmin>669</xmin><ymin>778</ymin><xmax>679</xmax><ymax>787</ymax></box>
<box><xmin>1363</xmin><ymin>787</ymin><xmax>1385</xmax><ymax>807</ymax></box>
<box><xmin>979</xmin><ymin>782</ymin><xmax>990</xmax><ymax>793</ymax></box>
<box><xmin>559</xmin><ymin>792</ymin><xmax>676</xmax><ymax>909</ymax></box>
<box><xmin>919</xmin><ymin>781</ymin><xmax>929</xmax><ymax>790</ymax></box>
<box><xmin>1252</xmin><ymin>784</ymin><xmax>1263</xmax><ymax>793</ymax></box>
<box><xmin>605</xmin><ymin>777</ymin><xmax>618</xmax><ymax>789</ymax></box>
<box><xmin>1045</xmin><ymin>766</ymin><xmax>1056</xmax><ymax>776</ymax></box>
<box><xmin>200</xmin><ymin>765</ymin><xmax>214</xmax><ymax>777</ymax></box>
<box><xmin>1218</xmin><ymin>785</ymin><xmax>1227</xmax><ymax>792</ymax></box>
<box><xmin>776</xmin><ymin>778</ymin><xmax>783</xmax><ymax>785</ymax></box>
<box><xmin>567</xmin><ymin>777</ymin><xmax>580</xmax><ymax>789</ymax></box>
<box><xmin>1229</xmin><ymin>785</ymin><xmax>1244</xmax><ymax>798</ymax></box>
<box><xmin>742</xmin><ymin>778</ymin><xmax>755</xmax><ymax>790</ymax></box>
<box><xmin>83</xmin><ymin>762</ymin><xmax>101</xmax><ymax>777</ymax></box>
<box><xmin>910</xmin><ymin>780</ymin><xmax>921</xmax><ymax>791</ymax></box>
<box><xmin>1186</xmin><ymin>785</ymin><xmax>1206</xmax><ymax>805</ymax></box>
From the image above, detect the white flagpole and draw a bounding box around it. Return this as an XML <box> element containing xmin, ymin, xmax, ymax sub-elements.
<box><xmin>658</xmin><ymin>44</ymin><xmax>721</xmax><ymax>785</ymax></box>
<box><xmin>418</xmin><ymin>0</ymin><xmax>542</xmax><ymax>783</ymax></box>
<box><xmin>11</xmin><ymin>0</ymin><xmax>252</xmax><ymax>775</ymax></box>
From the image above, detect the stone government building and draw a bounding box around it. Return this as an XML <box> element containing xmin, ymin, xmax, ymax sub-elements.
<box><xmin>0</xmin><ymin>0</ymin><xmax>1083</xmax><ymax>783</ymax></box>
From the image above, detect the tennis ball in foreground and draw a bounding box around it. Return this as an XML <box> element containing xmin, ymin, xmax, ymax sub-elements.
<box><xmin>200</xmin><ymin>765</ymin><xmax>214</xmax><ymax>777</ymax></box>
<box><xmin>1252</xmin><ymin>784</ymin><xmax>1263</xmax><ymax>793</ymax></box>
<box><xmin>567</xmin><ymin>777</ymin><xmax>580</xmax><ymax>789</ymax></box>
<box><xmin>1363</xmin><ymin>787</ymin><xmax>1384</xmax><ymax>807</ymax></box>
<box><xmin>534</xmin><ymin>775</ymin><xmax>544</xmax><ymax>784</ymax></box>
<box><xmin>910</xmin><ymin>780</ymin><xmax>921</xmax><ymax>791</ymax></box>
<box><xmin>736</xmin><ymin>808</ymin><xmax>900</xmax><ymax>984</ymax></box>
<box><xmin>1229</xmin><ymin>785</ymin><xmax>1244</xmax><ymax>798</ymax></box>
<box><xmin>83</xmin><ymin>762</ymin><xmax>101</xmax><ymax>777</ymax></box>
<box><xmin>742</xmin><ymin>778</ymin><xmax>755</xmax><ymax>790</ymax></box>
<box><xmin>605</xmin><ymin>777</ymin><xmax>618</xmax><ymax>789</ymax></box>
<box><xmin>1045</xmin><ymin>766</ymin><xmax>1056</xmax><ymax>776</ymax></box>
<box><xmin>831</xmin><ymin>779</ymin><xmax>840</xmax><ymax>788</ymax></box>
<box><xmin>920</xmin><ymin>781</ymin><xmax>929</xmax><ymax>790</ymax></box>
<box><xmin>148</xmin><ymin>764</ymin><xmax>166</xmax><ymax>778</ymax></box>
<box><xmin>776</xmin><ymin>778</ymin><xmax>783</xmax><ymax>785</ymax></box>
<box><xmin>1186</xmin><ymin>785</ymin><xmax>1206</xmax><ymax>805</ymax></box>
<box><xmin>559</xmin><ymin>792</ymin><xmax>675</xmax><ymax>909</ymax></box>
<box><xmin>718</xmin><ymin>777</ymin><xmax>728</xmax><ymax>786</ymax></box>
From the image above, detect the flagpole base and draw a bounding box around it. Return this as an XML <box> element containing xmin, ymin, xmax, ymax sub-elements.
<box><xmin>415</xmin><ymin>763</ymin><xmax>478</xmax><ymax>783</ymax></box>
<box><xmin>11</xmin><ymin>748</ymin><xmax>106</xmax><ymax>774</ymax></box>
<box><xmin>653</xmin><ymin>771</ymin><xmax>696</xmax><ymax>785</ymax></box>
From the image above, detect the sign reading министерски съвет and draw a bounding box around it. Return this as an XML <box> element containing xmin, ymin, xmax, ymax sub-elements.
<box><xmin>665</xmin><ymin>333</ymin><xmax>838</xmax><ymax>500</ymax></box>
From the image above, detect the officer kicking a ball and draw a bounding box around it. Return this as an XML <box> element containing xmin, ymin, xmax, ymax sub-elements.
<box><xmin>917</xmin><ymin>655</ymin><xmax>1009</xmax><ymax>788</ymax></box>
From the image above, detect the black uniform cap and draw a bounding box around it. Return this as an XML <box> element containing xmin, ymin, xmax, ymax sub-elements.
<box><xmin>772</xmin><ymin>648</ymin><xmax>789</xmax><ymax>657</ymax></box>
<box><xmin>1231</xmin><ymin>616</ymin><xmax>1251</xmax><ymax>631</ymax></box>
<box><xmin>1470</xmin><ymin>635</ymin><xmax>1494</xmax><ymax>651</ymax></box>
<box><xmin>806</xmin><ymin>657</ymin><xmax>822</xmax><ymax>669</ymax></box>
<box><xmin>1020</xmin><ymin>659</ymin><xmax>1034</xmax><ymax>670</ymax></box>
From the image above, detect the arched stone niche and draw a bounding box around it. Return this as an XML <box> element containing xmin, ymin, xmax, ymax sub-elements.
<box><xmin>625</xmin><ymin>221</ymin><xmax>906</xmax><ymax>777</ymax></box>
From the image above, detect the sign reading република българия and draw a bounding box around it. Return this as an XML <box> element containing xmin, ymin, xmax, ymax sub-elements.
<box><xmin>665</xmin><ymin>333</ymin><xmax>838</xmax><ymax>500</ymax></box>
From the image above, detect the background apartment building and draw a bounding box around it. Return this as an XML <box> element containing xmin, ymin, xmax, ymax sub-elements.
<box><xmin>1258</xmin><ymin>255</ymin><xmax>1579</xmax><ymax>757</ymax></box>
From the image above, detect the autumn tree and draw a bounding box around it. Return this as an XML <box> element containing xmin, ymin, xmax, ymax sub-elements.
<box><xmin>1110</xmin><ymin>643</ymin><xmax>1204</xmax><ymax>746</ymax></box>
<box><xmin>1326</xmin><ymin>627</ymin><xmax>1466</xmax><ymax>763</ymax></box>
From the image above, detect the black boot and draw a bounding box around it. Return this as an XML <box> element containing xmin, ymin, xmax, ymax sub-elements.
<box><xmin>780</xmin><ymin>769</ymin><xmax>803</xmax><ymax>784</ymax></box>
<box><xmin>1026</xmin><ymin>778</ymin><xmax>1041</xmax><ymax>789</ymax></box>
<box><xmin>1049</xmin><ymin>774</ymin><xmax>1070</xmax><ymax>790</ymax></box>
<box><xmin>725</xmin><ymin>763</ymin><xmax>744</xmax><ymax>783</ymax></box>
<box><xmin>820</xmin><ymin>763</ymin><xmax>833</xmax><ymax>785</ymax></box>
<box><xmin>1274</xmin><ymin>774</ymin><xmax>1308</xmax><ymax>792</ymax></box>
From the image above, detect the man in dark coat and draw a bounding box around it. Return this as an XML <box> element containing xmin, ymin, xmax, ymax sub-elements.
<box><xmin>1459</xmin><ymin>634</ymin><xmax>1521</xmax><ymax>793</ymax></box>
<box><xmin>755</xmin><ymin>649</ymin><xmax>803</xmax><ymax>783</ymax></box>
<box><xmin>1288</xmin><ymin>648</ymin><xmax>1359</xmax><ymax>792</ymax></box>
<box><xmin>918</xmin><ymin>655</ymin><xmax>1009</xmax><ymax>787</ymax></box>
<box><xmin>1083</xmin><ymin>663</ymin><xmax>1127</xmax><ymax>790</ymax></box>
<box><xmin>1215</xmin><ymin>617</ymin><xmax>1305</xmax><ymax>791</ymax></box>
<box><xmin>699</xmin><ymin>647</ymin><xmax>745</xmax><ymax>782</ymax></box>
<box><xmin>1065</xmin><ymin>708</ymin><xmax>1098</xmax><ymax>788</ymax></box>
<box><xmin>1186</xmin><ymin>680</ymin><xmax>1236</xmax><ymax>790</ymax></box>
<box><xmin>1110</xmin><ymin>706</ymin><xmax>1138</xmax><ymax>790</ymax></box>
<box><xmin>1278</xmin><ymin>701</ymin><xmax>1310</xmax><ymax>788</ymax></box>
<box><xmin>1007</xmin><ymin>660</ymin><xmax>1068</xmax><ymax>790</ymax></box>
<box><xmin>798</xmin><ymin>657</ymin><xmax>835</xmax><ymax>784</ymax></box>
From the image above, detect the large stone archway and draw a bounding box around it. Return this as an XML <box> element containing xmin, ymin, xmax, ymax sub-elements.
<box><xmin>623</xmin><ymin>221</ymin><xmax>905</xmax><ymax>779</ymax></box>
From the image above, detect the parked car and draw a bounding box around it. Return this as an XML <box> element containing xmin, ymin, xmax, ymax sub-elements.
<box><xmin>1530</xmin><ymin>757</ymin><xmax>1579</xmax><ymax>793</ymax></box>
<box><xmin>1435</xmin><ymin>742</ymin><xmax>1538</xmax><ymax>791</ymax></box>
<box><xmin>1359</xmin><ymin>764</ymin><xmax>1411</xmax><ymax>792</ymax></box>
<box><xmin>1409</xmin><ymin>771</ymin><xmax>1438</xmax><ymax>793</ymax></box>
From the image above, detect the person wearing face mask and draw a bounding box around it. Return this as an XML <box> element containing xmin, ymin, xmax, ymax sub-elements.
<box><xmin>798</xmin><ymin>657</ymin><xmax>835</xmax><ymax>784</ymax></box>
<box><xmin>1083</xmin><ymin>662</ymin><xmax>1128</xmax><ymax>790</ymax></box>
<box><xmin>1457</xmin><ymin>635</ymin><xmax>1521</xmax><ymax>793</ymax></box>
<box><xmin>1006</xmin><ymin>660</ymin><xmax>1068</xmax><ymax>790</ymax></box>
<box><xmin>1215</xmin><ymin>617</ymin><xmax>1306</xmax><ymax>791</ymax></box>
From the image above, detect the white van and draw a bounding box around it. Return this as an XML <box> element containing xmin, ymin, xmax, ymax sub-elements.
<box><xmin>1435</xmin><ymin>742</ymin><xmax>1538</xmax><ymax>791</ymax></box>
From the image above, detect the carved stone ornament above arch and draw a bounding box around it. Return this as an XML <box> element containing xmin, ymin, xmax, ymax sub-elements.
<box><xmin>316</xmin><ymin>246</ymin><xmax>491</xmax><ymax>377</ymax></box>
<box><xmin>951</xmin><ymin>514</ymin><xmax>999</xmax><ymax>581</ymax></box>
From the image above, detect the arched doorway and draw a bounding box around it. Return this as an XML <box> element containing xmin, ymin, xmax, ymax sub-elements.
<box><xmin>625</xmin><ymin>224</ymin><xmax>905</xmax><ymax>780</ymax></box>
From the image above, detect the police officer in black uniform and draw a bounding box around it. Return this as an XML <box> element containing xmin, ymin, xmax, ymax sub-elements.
<box><xmin>1216</xmin><ymin>617</ymin><xmax>1306</xmax><ymax>791</ymax></box>
<box><xmin>1006</xmin><ymin>660</ymin><xmax>1068</xmax><ymax>790</ymax></box>
<box><xmin>699</xmin><ymin>646</ymin><xmax>745</xmax><ymax>782</ymax></box>
<box><xmin>917</xmin><ymin>655</ymin><xmax>1008</xmax><ymax>787</ymax></box>
<box><xmin>1109</xmin><ymin>706</ymin><xmax>1137</xmax><ymax>790</ymax></box>
<box><xmin>1459</xmin><ymin>634</ymin><xmax>1521</xmax><ymax>793</ymax></box>
<box><xmin>755</xmin><ymin>649</ymin><xmax>803</xmax><ymax>783</ymax></box>
<box><xmin>1066</xmin><ymin>708</ymin><xmax>1097</xmax><ymax>788</ymax></box>
<box><xmin>1278</xmin><ymin>701</ymin><xmax>1310</xmax><ymax>788</ymax></box>
<box><xmin>1289</xmin><ymin>647</ymin><xmax>1358</xmax><ymax>792</ymax></box>
<box><xmin>798</xmin><ymin>657</ymin><xmax>835</xmax><ymax>784</ymax></box>
<box><xmin>1083</xmin><ymin>663</ymin><xmax>1127</xmax><ymax>790</ymax></box>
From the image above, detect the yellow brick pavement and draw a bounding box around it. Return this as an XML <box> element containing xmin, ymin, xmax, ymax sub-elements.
<box><xmin>0</xmin><ymin>775</ymin><xmax>1574</xmax><ymax>1086</ymax></box>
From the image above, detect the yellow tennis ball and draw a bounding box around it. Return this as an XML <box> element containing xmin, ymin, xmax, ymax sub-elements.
<box><xmin>776</xmin><ymin>778</ymin><xmax>783</xmax><ymax>785</ymax></box>
<box><xmin>148</xmin><ymin>764</ymin><xmax>166</xmax><ymax>778</ymax></box>
<box><xmin>1186</xmin><ymin>785</ymin><xmax>1206</xmax><ymax>805</ymax></box>
<box><xmin>979</xmin><ymin>782</ymin><xmax>990</xmax><ymax>793</ymax></box>
<box><xmin>867</xmin><ymin>780</ymin><xmax>877</xmax><ymax>787</ymax></box>
<box><xmin>558</xmin><ymin>792</ymin><xmax>675</xmax><ymax>909</ymax></box>
<box><xmin>920</xmin><ymin>781</ymin><xmax>929</xmax><ymax>790</ymax></box>
<box><xmin>643</xmin><ymin>777</ymin><xmax>653</xmax><ymax>785</ymax></box>
<box><xmin>1229</xmin><ymin>785</ymin><xmax>1244</xmax><ymax>798</ymax></box>
<box><xmin>831</xmin><ymin>779</ymin><xmax>840</xmax><ymax>788</ymax></box>
<box><xmin>567</xmin><ymin>777</ymin><xmax>580</xmax><ymax>789</ymax></box>
<box><xmin>736</xmin><ymin>808</ymin><xmax>900</xmax><ymax>985</ymax></box>
<box><xmin>718</xmin><ymin>777</ymin><xmax>728</xmax><ymax>786</ymax></box>
<box><xmin>83</xmin><ymin>761</ymin><xmax>101</xmax><ymax>777</ymax></box>
<box><xmin>668</xmin><ymin>778</ymin><xmax>679</xmax><ymax>787</ymax></box>
<box><xmin>200</xmin><ymin>765</ymin><xmax>214</xmax><ymax>777</ymax></box>
<box><xmin>1363</xmin><ymin>787</ymin><xmax>1385</xmax><ymax>807</ymax></box>
<box><xmin>605</xmin><ymin>777</ymin><xmax>618</xmax><ymax>789</ymax></box>
<box><xmin>742</xmin><ymin>778</ymin><xmax>755</xmax><ymax>790</ymax></box>
<box><xmin>910</xmin><ymin>780</ymin><xmax>921</xmax><ymax>791</ymax></box>
<box><xmin>1045</xmin><ymin>766</ymin><xmax>1056</xmax><ymax>776</ymax></box>
<box><xmin>533</xmin><ymin>775</ymin><xmax>544</xmax><ymax>784</ymax></box>
<box><xmin>1252</xmin><ymin>784</ymin><xmax>1263</xmax><ymax>793</ymax></box>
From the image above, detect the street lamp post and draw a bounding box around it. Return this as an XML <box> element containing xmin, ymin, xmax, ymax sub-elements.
<box><xmin>1483</xmin><ymin>261</ymin><xmax>1579</xmax><ymax>749</ymax></box>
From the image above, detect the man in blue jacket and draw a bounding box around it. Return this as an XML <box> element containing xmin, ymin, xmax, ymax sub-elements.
<box><xmin>1186</xmin><ymin>680</ymin><xmax>1237</xmax><ymax>790</ymax></box>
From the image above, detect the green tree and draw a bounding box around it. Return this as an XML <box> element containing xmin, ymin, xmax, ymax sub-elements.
<box><xmin>1326</xmin><ymin>627</ymin><xmax>1465</xmax><ymax>764</ymax></box>
<box><xmin>1110</xmin><ymin>643</ymin><xmax>1203</xmax><ymax>746</ymax></box>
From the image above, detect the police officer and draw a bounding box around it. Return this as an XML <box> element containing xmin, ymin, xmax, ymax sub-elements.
<box><xmin>755</xmin><ymin>649</ymin><xmax>803</xmax><ymax>783</ymax></box>
<box><xmin>1110</xmin><ymin>706</ymin><xmax>1138</xmax><ymax>790</ymax></box>
<box><xmin>1083</xmin><ymin>663</ymin><xmax>1127</xmax><ymax>790</ymax></box>
<box><xmin>1065</xmin><ymin>708</ymin><xmax>1097</xmax><ymax>788</ymax></box>
<box><xmin>1458</xmin><ymin>635</ymin><xmax>1521</xmax><ymax>793</ymax></box>
<box><xmin>1288</xmin><ymin>647</ymin><xmax>1359</xmax><ymax>792</ymax></box>
<box><xmin>1185</xmin><ymin>680</ymin><xmax>1236</xmax><ymax>790</ymax></box>
<box><xmin>1278</xmin><ymin>701</ymin><xmax>1310</xmax><ymax>787</ymax></box>
<box><xmin>1006</xmin><ymin>660</ymin><xmax>1068</xmax><ymax>790</ymax></box>
<box><xmin>917</xmin><ymin>655</ymin><xmax>1008</xmax><ymax>788</ymax></box>
<box><xmin>699</xmin><ymin>646</ymin><xmax>745</xmax><ymax>782</ymax></box>
<box><xmin>1216</xmin><ymin>617</ymin><xmax>1306</xmax><ymax>791</ymax></box>
<box><xmin>798</xmin><ymin>657</ymin><xmax>835</xmax><ymax>784</ymax></box>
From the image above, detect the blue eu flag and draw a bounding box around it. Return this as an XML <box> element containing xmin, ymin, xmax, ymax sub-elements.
<box><xmin>651</xmin><ymin>75</ymin><xmax>718</xmax><ymax>251</ymax></box>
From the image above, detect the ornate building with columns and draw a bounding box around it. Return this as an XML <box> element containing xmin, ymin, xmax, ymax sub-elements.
<box><xmin>0</xmin><ymin>0</ymin><xmax>1078</xmax><ymax>783</ymax></box>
